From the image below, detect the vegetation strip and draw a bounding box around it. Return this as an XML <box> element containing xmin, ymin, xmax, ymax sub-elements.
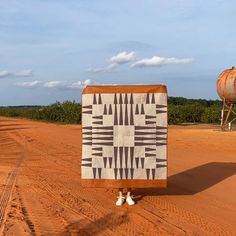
<box><xmin>0</xmin><ymin>97</ymin><xmax>228</xmax><ymax>124</ymax></box>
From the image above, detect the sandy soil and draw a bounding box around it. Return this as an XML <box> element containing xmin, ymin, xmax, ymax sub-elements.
<box><xmin>0</xmin><ymin>117</ymin><xmax>235</xmax><ymax>235</ymax></box>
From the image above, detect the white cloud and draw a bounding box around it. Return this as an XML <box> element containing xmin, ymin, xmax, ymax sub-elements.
<box><xmin>14</xmin><ymin>69</ymin><xmax>33</xmax><ymax>77</ymax></box>
<box><xmin>87</xmin><ymin>51</ymin><xmax>135</xmax><ymax>74</ymax></box>
<box><xmin>0</xmin><ymin>68</ymin><xmax>33</xmax><ymax>78</ymax></box>
<box><xmin>110</xmin><ymin>51</ymin><xmax>135</xmax><ymax>64</ymax></box>
<box><xmin>67</xmin><ymin>81</ymin><xmax>82</xmax><ymax>89</ymax></box>
<box><xmin>87</xmin><ymin>63</ymin><xmax>117</xmax><ymax>73</ymax></box>
<box><xmin>15</xmin><ymin>79</ymin><xmax>93</xmax><ymax>90</ymax></box>
<box><xmin>84</xmin><ymin>79</ymin><xmax>91</xmax><ymax>86</ymax></box>
<box><xmin>131</xmin><ymin>56</ymin><xmax>194</xmax><ymax>67</ymax></box>
<box><xmin>0</xmin><ymin>70</ymin><xmax>10</xmax><ymax>78</ymax></box>
<box><xmin>43</xmin><ymin>81</ymin><xmax>66</xmax><ymax>88</ymax></box>
<box><xmin>67</xmin><ymin>79</ymin><xmax>91</xmax><ymax>89</ymax></box>
<box><xmin>44</xmin><ymin>80</ymin><xmax>92</xmax><ymax>89</ymax></box>
<box><xmin>15</xmin><ymin>80</ymin><xmax>41</xmax><ymax>88</ymax></box>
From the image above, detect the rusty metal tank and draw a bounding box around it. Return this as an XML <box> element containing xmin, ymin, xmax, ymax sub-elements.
<box><xmin>217</xmin><ymin>67</ymin><xmax>236</xmax><ymax>103</ymax></box>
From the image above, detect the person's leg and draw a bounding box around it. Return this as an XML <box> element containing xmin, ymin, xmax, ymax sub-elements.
<box><xmin>126</xmin><ymin>188</ymin><xmax>135</xmax><ymax>205</ymax></box>
<box><xmin>127</xmin><ymin>188</ymin><xmax>131</xmax><ymax>197</ymax></box>
<box><xmin>116</xmin><ymin>188</ymin><xmax>125</xmax><ymax>206</ymax></box>
<box><xmin>118</xmin><ymin>188</ymin><xmax>123</xmax><ymax>197</ymax></box>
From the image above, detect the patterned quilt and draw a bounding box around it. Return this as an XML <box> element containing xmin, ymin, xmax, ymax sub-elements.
<box><xmin>81</xmin><ymin>85</ymin><xmax>167</xmax><ymax>188</ymax></box>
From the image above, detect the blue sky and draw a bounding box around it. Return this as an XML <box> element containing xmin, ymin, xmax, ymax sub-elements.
<box><xmin>0</xmin><ymin>0</ymin><xmax>236</xmax><ymax>105</ymax></box>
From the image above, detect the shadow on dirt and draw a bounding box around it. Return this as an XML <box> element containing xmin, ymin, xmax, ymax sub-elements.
<box><xmin>133</xmin><ymin>162</ymin><xmax>236</xmax><ymax>202</ymax></box>
<box><xmin>62</xmin><ymin>212</ymin><xmax>128</xmax><ymax>236</ymax></box>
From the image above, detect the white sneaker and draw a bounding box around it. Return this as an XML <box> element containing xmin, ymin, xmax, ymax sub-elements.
<box><xmin>116</xmin><ymin>196</ymin><xmax>125</xmax><ymax>206</ymax></box>
<box><xmin>126</xmin><ymin>196</ymin><xmax>135</xmax><ymax>205</ymax></box>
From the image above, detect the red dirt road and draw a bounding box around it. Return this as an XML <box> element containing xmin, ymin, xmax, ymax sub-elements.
<box><xmin>0</xmin><ymin>117</ymin><xmax>235</xmax><ymax>235</ymax></box>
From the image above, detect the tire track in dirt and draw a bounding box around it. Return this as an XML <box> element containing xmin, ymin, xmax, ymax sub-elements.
<box><xmin>0</xmin><ymin>132</ymin><xmax>28</xmax><ymax>234</ymax></box>
<box><xmin>2</xmin><ymin>182</ymin><xmax>35</xmax><ymax>235</ymax></box>
<box><xmin>21</xmin><ymin>166</ymin><xmax>128</xmax><ymax>235</ymax></box>
<box><xmin>8</xmin><ymin>132</ymin><xmax>117</xmax><ymax>234</ymax></box>
<box><xmin>4</xmin><ymin>132</ymin><xmax>62</xmax><ymax>235</ymax></box>
<box><xmin>0</xmin><ymin>166</ymin><xmax>18</xmax><ymax>232</ymax></box>
<box><xmin>16</xmin><ymin>186</ymin><xmax>36</xmax><ymax>235</ymax></box>
<box><xmin>1</xmin><ymin>130</ymin><xmax>57</xmax><ymax>235</ymax></box>
<box><xmin>141</xmin><ymin>196</ymin><xmax>233</xmax><ymax>235</ymax></box>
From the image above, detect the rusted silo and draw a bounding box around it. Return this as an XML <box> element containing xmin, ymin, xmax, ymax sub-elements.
<box><xmin>217</xmin><ymin>67</ymin><xmax>236</xmax><ymax>130</ymax></box>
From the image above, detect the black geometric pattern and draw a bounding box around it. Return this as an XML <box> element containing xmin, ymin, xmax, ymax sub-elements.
<box><xmin>82</xmin><ymin>92</ymin><xmax>167</xmax><ymax>180</ymax></box>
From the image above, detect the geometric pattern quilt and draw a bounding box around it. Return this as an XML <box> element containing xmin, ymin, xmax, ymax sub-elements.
<box><xmin>81</xmin><ymin>85</ymin><xmax>167</xmax><ymax>188</ymax></box>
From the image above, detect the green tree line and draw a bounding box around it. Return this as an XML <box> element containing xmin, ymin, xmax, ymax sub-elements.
<box><xmin>0</xmin><ymin>97</ymin><xmax>222</xmax><ymax>124</ymax></box>
<box><xmin>168</xmin><ymin>97</ymin><xmax>222</xmax><ymax>124</ymax></box>
<box><xmin>0</xmin><ymin>101</ymin><xmax>82</xmax><ymax>124</ymax></box>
